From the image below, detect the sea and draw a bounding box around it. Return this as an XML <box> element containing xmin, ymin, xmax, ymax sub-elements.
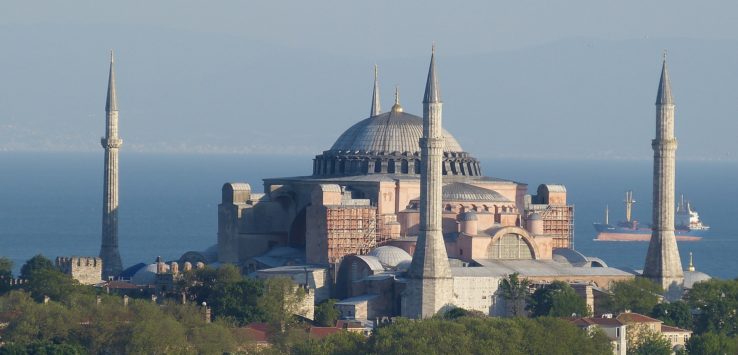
<box><xmin>1</xmin><ymin>152</ymin><xmax>737</xmax><ymax>279</ymax></box>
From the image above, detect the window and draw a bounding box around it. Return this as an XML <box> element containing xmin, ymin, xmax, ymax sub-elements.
<box><xmin>488</xmin><ymin>234</ymin><xmax>534</xmax><ymax>259</ymax></box>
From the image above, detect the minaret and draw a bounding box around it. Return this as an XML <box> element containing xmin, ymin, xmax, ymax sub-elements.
<box><xmin>100</xmin><ymin>50</ymin><xmax>123</xmax><ymax>279</ymax></box>
<box><xmin>370</xmin><ymin>64</ymin><xmax>381</xmax><ymax>117</ymax></box>
<box><xmin>402</xmin><ymin>46</ymin><xmax>453</xmax><ymax>319</ymax></box>
<box><xmin>643</xmin><ymin>52</ymin><xmax>684</xmax><ymax>297</ymax></box>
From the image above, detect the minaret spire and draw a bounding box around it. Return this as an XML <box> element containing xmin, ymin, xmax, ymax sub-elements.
<box><xmin>402</xmin><ymin>45</ymin><xmax>453</xmax><ymax>319</ymax></box>
<box><xmin>644</xmin><ymin>53</ymin><xmax>683</xmax><ymax>298</ymax></box>
<box><xmin>100</xmin><ymin>50</ymin><xmax>123</xmax><ymax>279</ymax></box>
<box><xmin>391</xmin><ymin>86</ymin><xmax>403</xmax><ymax>112</ymax></box>
<box><xmin>370</xmin><ymin>64</ymin><xmax>381</xmax><ymax>117</ymax></box>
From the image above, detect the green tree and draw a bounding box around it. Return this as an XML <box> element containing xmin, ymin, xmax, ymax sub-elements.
<box><xmin>628</xmin><ymin>327</ymin><xmax>672</xmax><ymax>355</ymax></box>
<box><xmin>528</xmin><ymin>281</ymin><xmax>590</xmax><ymax>317</ymax></box>
<box><xmin>20</xmin><ymin>254</ymin><xmax>55</xmax><ymax>279</ymax></box>
<box><xmin>0</xmin><ymin>257</ymin><xmax>13</xmax><ymax>294</ymax></box>
<box><xmin>188</xmin><ymin>321</ymin><xmax>237</xmax><ymax>355</ymax></box>
<box><xmin>259</xmin><ymin>277</ymin><xmax>306</xmax><ymax>333</ymax></box>
<box><xmin>687</xmin><ymin>278</ymin><xmax>738</xmax><ymax>335</ymax></box>
<box><xmin>0</xmin><ymin>340</ymin><xmax>87</xmax><ymax>355</ymax></box>
<box><xmin>650</xmin><ymin>301</ymin><xmax>693</xmax><ymax>330</ymax></box>
<box><xmin>291</xmin><ymin>331</ymin><xmax>367</xmax><ymax>355</ymax></box>
<box><xmin>209</xmin><ymin>278</ymin><xmax>264</xmax><ymax>325</ymax></box>
<box><xmin>499</xmin><ymin>273</ymin><xmax>531</xmax><ymax>316</ymax></box>
<box><xmin>687</xmin><ymin>332</ymin><xmax>738</xmax><ymax>355</ymax></box>
<box><xmin>314</xmin><ymin>299</ymin><xmax>340</xmax><ymax>326</ymax></box>
<box><xmin>24</xmin><ymin>268</ymin><xmax>81</xmax><ymax>303</ymax></box>
<box><xmin>606</xmin><ymin>277</ymin><xmax>662</xmax><ymax>314</ymax></box>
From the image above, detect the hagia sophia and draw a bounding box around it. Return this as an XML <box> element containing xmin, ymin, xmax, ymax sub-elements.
<box><xmin>83</xmin><ymin>47</ymin><xmax>709</xmax><ymax>321</ymax></box>
<box><xmin>211</xmin><ymin>50</ymin><xmax>648</xmax><ymax>319</ymax></box>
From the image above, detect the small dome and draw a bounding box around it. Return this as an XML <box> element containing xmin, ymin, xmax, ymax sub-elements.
<box><xmin>458</xmin><ymin>211</ymin><xmax>478</xmax><ymax>221</ymax></box>
<box><xmin>131</xmin><ymin>263</ymin><xmax>168</xmax><ymax>285</ymax></box>
<box><xmin>684</xmin><ymin>271</ymin><xmax>711</xmax><ymax>289</ymax></box>
<box><xmin>443</xmin><ymin>182</ymin><xmax>511</xmax><ymax>202</ymax></box>
<box><xmin>368</xmin><ymin>246</ymin><xmax>412</xmax><ymax>269</ymax></box>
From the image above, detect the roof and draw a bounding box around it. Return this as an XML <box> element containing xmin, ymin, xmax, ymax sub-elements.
<box><xmin>308</xmin><ymin>327</ymin><xmax>343</xmax><ymax>339</ymax></box>
<box><xmin>656</xmin><ymin>58</ymin><xmax>674</xmax><ymax>105</ymax></box>
<box><xmin>423</xmin><ymin>47</ymin><xmax>441</xmax><ymax>103</ymax></box>
<box><xmin>368</xmin><ymin>246</ymin><xmax>412</xmax><ymax>269</ymax></box>
<box><xmin>442</xmin><ymin>182</ymin><xmax>511</xmax><ymax>202</ymax></box>
<box><xmin>329</xmin><ymin>110</ymin><xmax>463</xmax><ymax>154</ymax></box>
<box><xmin>616</xmin><ymin>313</ymin><xmax>662</xmax><ymax>324</ymax></box>
<box><xmin>336</xmin><ymin>294</ymin><xmax>379</xmax><ymax>305</ymax></box>
<box><xmin>452</xmin><ymin>259</ymin><xmax>635</xmax><ymax>278</ymax></box>
<box><xmin>240</xmin><ymin>323</ymin><xmax>270</xmax><ymax>343</ymax></box>
<box><xmin>569</xmin><ymin>317</ymin><xmax>624</xmax><ymax>328</ymax></box>
<box><xmin>661</xmin><ymin>324</ymin><xmax>691</xmax><ymax>333</ymax></box>
<box><xmin>352</xmin><ymin>255</ymin><xmax>385</xmax><ymax>272</ymax></box>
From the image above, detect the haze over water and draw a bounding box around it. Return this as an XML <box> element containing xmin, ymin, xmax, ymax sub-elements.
<box><xmin>1</xmin><ymin>153</ymin><xmax>735</xmax><ymax>279</ymax></box>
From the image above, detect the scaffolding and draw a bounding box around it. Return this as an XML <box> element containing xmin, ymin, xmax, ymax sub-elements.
<box><xmin>325</xmin><ymin>206</ymin><xmax>378</xmax><ymax>264</ymax></box>
<box><xmin>527</xmin><ymin>204</ymin><xmax>575</xmax><ymax>249</ymax></box>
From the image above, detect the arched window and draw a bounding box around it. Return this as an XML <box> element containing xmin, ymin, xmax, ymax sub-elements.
<box><xmin>414</xmin><ymin>160</ymin><xmax>421</xmax><ymax>174</ymax></box>
<box><xmin>375</xmin><ymin>159</ymin><xmax>382</xmax><ymax>173</ymax></box>
<box><xmin>401</xmin><ymin>159</ymin><xmax>409</xmax><ymax>174</ymax></box>
<box><xmin>488</xmin><ymin>233</ymin><xmax>534</xmax><ymax>260</ymax></box>
<box><xmin>388</xmin><ymin>159</ymin><xmax>395</xmax><ymax>173</ymax></box>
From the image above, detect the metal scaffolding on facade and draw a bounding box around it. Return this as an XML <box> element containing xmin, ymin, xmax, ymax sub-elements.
<box><xmin>325</xmin><ymin>206</ymin><xmax>378</xmax><ymax>264</ymax></box>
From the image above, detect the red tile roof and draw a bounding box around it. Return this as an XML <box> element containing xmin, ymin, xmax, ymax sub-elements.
<box><xmin>239</xmin><ymin>323</ymin><xmax>271</xmax><ymax>343</ymax></box>
<box><xmin>569</xmin><ymin>317</ymin><xmax>624</xmax><ymax>327</ymax></box>
<box><xmin>661</xmin><ymin>324</ymin><xmax>691</xmax><ymax>333</ymax></box>
<box><xmin>308</xmin><ymin>327</ymin><xmax>342</xmax><ymax>339</ymax></box>
<box><xmin>616</xmin><ymin>312</ymin><xmax>662</xmax><ymax>324</ymax></box>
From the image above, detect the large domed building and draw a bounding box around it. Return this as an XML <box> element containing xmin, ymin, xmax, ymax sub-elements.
<box><xmin>215</xmin><ymin>57</ymin><xmax>637</xmax><ymax>319</ymax></box>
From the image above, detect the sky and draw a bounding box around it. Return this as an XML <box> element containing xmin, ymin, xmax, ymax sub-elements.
<box><xmin>2</xmin><ymin>1</ymin><xmax>738</xmax><ymax>160</ymax></box>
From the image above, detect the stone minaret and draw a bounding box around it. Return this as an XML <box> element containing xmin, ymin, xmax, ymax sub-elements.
<box><xmin>370</xmin><ymin>64</ymin><xmax>381</xmax><ymax>117</ymax></box>
<box><xmin>643</xmin><ymin>54</ymin><xmax>684</xmax><ymax>296</ymax></box>
<box><xmin>100</xmin><ymin>51</ymin><xmax>123</xmax><ymax>279</ymax></box>
<box><xmin>402</xmin><ymin>47</ymin><xmax>453</xmax><ymax>318</ymax></box>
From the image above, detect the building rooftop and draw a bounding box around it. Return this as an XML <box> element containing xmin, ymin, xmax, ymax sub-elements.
<box><xmin>616</xmin><ymin>312</ymin><xmax>662</xmax><ymax>324</ymax></box>
<box><xmin>452</xmin><ymin>259</ymin><xmax>635</xmax><ymax>278</ymax></box>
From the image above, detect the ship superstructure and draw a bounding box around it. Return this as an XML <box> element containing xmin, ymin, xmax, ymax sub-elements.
<box><xmin>593</xmin><ymin>191</ymin><xmax>708</xmax><ymax>241</ymax></box>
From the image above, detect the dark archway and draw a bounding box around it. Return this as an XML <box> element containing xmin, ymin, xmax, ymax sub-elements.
<box><xmin>288</xmin><ymin>208</ymin><xmax>307</xmax><ymax>249</ymax></box>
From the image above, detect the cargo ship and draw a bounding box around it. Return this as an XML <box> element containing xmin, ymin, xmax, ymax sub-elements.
<box><xmin>593</xmin><ymin>191</ymin><xmax>709</xmax><ymax>241</ymax></box>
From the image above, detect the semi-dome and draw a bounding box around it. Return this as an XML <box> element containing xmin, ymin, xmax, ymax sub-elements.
<box><xmin>330</xmin><ymin>111</ymin><xmax>463</xmax><ymax>153</ymax></box>
<box><xmin>368</xmin><ymin>245</ymin><xmax>412</xmax><ymax>269</ymax></box>
<box><xmin>442</xmin><ymin>182</ymin><xmax>511</xmax><ymax>202</ymax></box>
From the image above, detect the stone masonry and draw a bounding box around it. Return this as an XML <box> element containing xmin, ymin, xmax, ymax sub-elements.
<box><xmin>643</xmin><ymin>55</ymin><xmax>684</xmax><ymax>297</ymax></box>
<box><xmin>100</xmin><ymin>51</ymin><xmax>123</xmax><ymax>278</ymax></box>
<box><xmin>402</xmin><ymin>47</ymin><xmax>454</xmax><ymax>318</ymax></box>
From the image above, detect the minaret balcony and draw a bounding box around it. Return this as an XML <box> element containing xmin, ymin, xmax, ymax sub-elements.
<box><xmin>101</xmin><ymin>137</ymin><xmax>123</xmax><ymax>148</ymax></box>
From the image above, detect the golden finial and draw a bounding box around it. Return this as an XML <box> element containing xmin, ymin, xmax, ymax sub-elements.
<box><xmin>391</xmin><ymin>86</ymin><xmax>403</xmax><ymax>112</ymax></box>
<box><xmin>688</xmin><ymin>252</ymin><xmax>695</xmax><ymax>272</ymax></box>
<box><xmin>110</xmin><ymin>49</ymin><xmax>115</xmax><ymax>63</ymax></box>
<box><xmin>662</xmin><ymin>49</ymin><xmax>667</xmax><ymax>62</ymax></box>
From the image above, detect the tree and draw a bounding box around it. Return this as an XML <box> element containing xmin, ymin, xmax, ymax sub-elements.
<box><xmin>687</xmin><ymin>332</ymin><xmax>738</xmax><ymax>355</ymax></box>
<box><xmin>314</xmin><ymin>299</ymin><xmax>340</xmax><ymax>326</ymax></box>
<box><xmin>24</xmin><ymin>268</ymin><xmax>81</xmax><ymax>303</ymax></box>
<box><xmin>259</xmin><ymin>277</ymin><xmax>306</xmax><ymax>333</ymax></box>
<box><xmin>528</xmin><ymin>281</ymin><xmax>590</xmax><ymax>317</ymax></box>
<box><xmin>291</xmin><ymin>331</ymin><xmax>367</xmax><ymax>355</ymax></box>
<box><xmin>606</xmin><ymin>277</ymin><xmax>662</xmax><ymax>314</ymax></box>
<box><xmin>499</xmin><ymin>273</ymin><xmax>531</xmax><ymax>316</ymax></box>
<box><xmin>627</xmin><ymin>325</ymin><xmax>672</xmax><ymax>355</ymax></box>
<box><xmin>650</xmin><ymin>301</ymin><xmax>693</xmax><ymax>330</ymax></box>
<box><xmin>0</xmin><ymin>257</ymin><xmax>13</xmax><ymax>294</ymax></box>
<box><xmin>687</xmin><ymin>279</ymin><xmax>738</xmax><ymax>335</ymax></box>
<box><xmin>209</xmin><ymin>278</ymin><xmax>264</xmax><ymax>325</ymax></box>
<box><xmin>20</xmin><ymin>255</ymin><xmax>55</xmax><ymax>279</ymax></box>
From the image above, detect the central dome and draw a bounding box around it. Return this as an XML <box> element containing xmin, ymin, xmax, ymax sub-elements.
<box><xmin>330</xmin><ymin>110</ymin><xmax>463</xmax><ymax>153</ymax></box>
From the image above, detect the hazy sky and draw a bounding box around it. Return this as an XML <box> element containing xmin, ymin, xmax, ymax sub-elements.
<box><xmin>2</xmin><ymin>1</ymin><xmax>738</xmax><ymax>160</ymax></box>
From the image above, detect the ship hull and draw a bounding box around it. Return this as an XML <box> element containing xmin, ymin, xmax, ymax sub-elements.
<box><xmin>593</xmin><ymin>223</ymin><xmax>705</xmax><ymax>242</ymax></box>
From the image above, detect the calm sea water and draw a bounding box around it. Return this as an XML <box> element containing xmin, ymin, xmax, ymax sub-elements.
<box><xmin>1</xmin><ymin>153</ymin><xmax>736</xmax><ymax>279</ymax></box>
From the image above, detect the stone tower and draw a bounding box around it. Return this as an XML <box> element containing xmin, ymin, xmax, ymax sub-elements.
<box><xmin>100</xmin><ymin>51</ymin><xmax>123</xmax><ymax>279</ymax></box>
<box><xmin>370</xmin><ymin>64</ymin><xmax>381</xmax><ymax>117</ymax></box>
<box><xmin>643</xmin><ymin>54</ymin><xmax>684</xmax><ymax>296</ymax></box>
<box><xmin>402</xmin><ymin>47</ymin><xmax>453</xmax><ymax>318</ymax></box>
